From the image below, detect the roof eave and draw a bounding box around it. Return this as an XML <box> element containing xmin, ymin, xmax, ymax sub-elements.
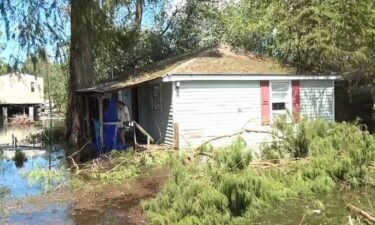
<box><xmin>163</xmin><ymin>74</ymin><xmax>343</xmax><ymax>82</ymax></box>
<box><xmin>75</xmin><ymin>77</ymin><xmax>165</xmax><ymax>94</ymax></box>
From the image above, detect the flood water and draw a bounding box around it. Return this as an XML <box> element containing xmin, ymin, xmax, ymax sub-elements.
<box><xmin>0</xmin><ymin>123</ymin><xmax>67</xmax><ymax>199</ymax></box>
<box><xmin>0</xmin><ymin>124</ymin><xmax>41</xmax><ymax>145</ymax></box>
<box><xmin>0</xmin><ymin>123</ymin><xmax>73</xmax><ymax>225</ymax></box>
<box><xmin>253</xmin><ymin>188</ymin><xmax>375</xmax><ymax>225</ymax></box>
<box><xmin>0</xmin><ymin>124</ymin><xmax>134</xmax><ymax>225</ymax></box>
<box><xmin>0</xmin><ymin>150</ymin><xmax>66</xmax><ymax>199</ymax></box>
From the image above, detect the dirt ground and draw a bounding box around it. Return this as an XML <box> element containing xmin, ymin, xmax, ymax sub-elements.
<box><xmin>72</xmin><ymin>167</ymin><xmax>171</xmax><ymax>224</ymax></box>
<box><xmin>1</xmin><ymin>167</ymin><xmax>171</xmax><ymax>225</ymax></box>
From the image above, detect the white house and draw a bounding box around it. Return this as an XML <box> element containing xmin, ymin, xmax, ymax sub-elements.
<box><xmin>77</xmin><ymin>45</ymin><xmax>340</xmax><ymax>150</ymax></box>
<box><xmin>0</xmin><ymin>73</ymin><xmax>44</xmax><ymax>123</ymax></box>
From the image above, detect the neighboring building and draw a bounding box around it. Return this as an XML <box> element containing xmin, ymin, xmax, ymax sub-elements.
<box><xmin>0</xmin><ymin>73</ymin><xmax>44</xmax><ymax>123</ymax></box>
<box><xmin>76</xmin><ymin>45</ymin><xmax>340</xmax><ymax>150</ymax></box>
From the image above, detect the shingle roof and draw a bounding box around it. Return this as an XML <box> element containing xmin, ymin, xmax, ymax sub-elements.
<box><xmin>76</xmin><ymin>44</ymin><xmax>296</xmax><ymax>93</ymax></box>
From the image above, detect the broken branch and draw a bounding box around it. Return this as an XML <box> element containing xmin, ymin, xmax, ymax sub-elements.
<box><xmin>346</xmin><ymin>204</ymin><xmax>375</xmax><ymax>225</ymax></box>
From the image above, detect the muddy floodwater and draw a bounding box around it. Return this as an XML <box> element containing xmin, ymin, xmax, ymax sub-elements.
<box><xmin>1</xmin><ymin>124</ymin><xmax>375</xmax><ymax>224</ymax></box>
<box><xmin>253</xmin><ymin>188</ymin><xmax>375</xmax><ymax>225</ymax></box>
<box><xmin>0</xmin><ymin>124</ymin><xmax>137</xmax><ymax>225</ymax></box>
<box><xmin>0</xmin><ymin>123</ymin><xmax>73</xmax><ymax>224</ymax></box>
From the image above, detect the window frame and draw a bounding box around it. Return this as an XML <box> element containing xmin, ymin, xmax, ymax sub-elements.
<box><xmin>270</xmin><ymin>81</ymin><xmax>292</xmax><ymax>122</ymax></box>
<box><xmin>31</xmin><ymin>82</ymin><xmax>35</xmax><ymax>93</ymax></box>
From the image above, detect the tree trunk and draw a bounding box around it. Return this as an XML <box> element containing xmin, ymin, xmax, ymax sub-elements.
<box><xmin>134</xmin><ymin>0</ymin><xmax>143</xmax><ymax>31</ymax></box>
<box><xmin>66</xmin><ymin>0</ymin><xmax>95</xmax><ymax>145</ymax></box>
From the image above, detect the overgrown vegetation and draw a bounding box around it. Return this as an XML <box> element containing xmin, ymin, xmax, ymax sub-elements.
<box><xmin>144</xmin><ymin>120</ymin><xmax>375</xmax><ymax>225</ymax></box>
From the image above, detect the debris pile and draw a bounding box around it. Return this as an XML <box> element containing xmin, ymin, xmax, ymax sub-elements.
<box><xmin>9</xmin><ymin>114</ymin><xmax>34</xmax><ymax>125</ymax></box>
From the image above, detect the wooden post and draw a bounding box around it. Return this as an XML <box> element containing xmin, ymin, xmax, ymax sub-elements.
<box><xmin>98</xmin><ymin>96</ymin><xmax>104</xmax><ymax>148</ymax></box>
<box><xmin>133</xmin><ymin>125</ymin><xmax>137</xmax><ymax>149</ymax></box>
<box><xmin>2</xmin><ymin>107</ymin><xmax>7</xmax><ymax>125</ymax></box>
<box><xmin>12</xmin><ymin>134</ymin><xmax>14</xmax><ymax>149</ymax></box>
<box><xmin>29</xmin><ymin>106</ymin><xmax>34</xmax><ymax>121</ymax></box>
<box><xmin>85</xmin><ymin>96</ymin><xmax>91</xmax><ymax>139</ymax></box>
<box><xmin>174</xmin><ymin>123</ymin><xmax>179</xmax><ymax>150</ymax></box>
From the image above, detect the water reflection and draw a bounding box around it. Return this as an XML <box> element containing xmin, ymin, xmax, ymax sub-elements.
<box><xmin>0</xmin><ymin>151</ymin><xmax>66</xmax><ymax>199</ymax></box>
<box><xmin>0</xmin><ymin>119</ymin><xmax>64</xmax><ymax>145</ymax></box>
<box><xmin>0</xmin><ymin>122</ymin><xmax>67</xmax><ymax>199</ymax></box>
<box><xmin>0</xmin><ymin>124</ymin><xmax>41</xmax><ymax>145</ymax></box>
<box><xmin>6</xmin><ymin>203</ymin><xmax>74</xmax><ymax>225</ymax></box>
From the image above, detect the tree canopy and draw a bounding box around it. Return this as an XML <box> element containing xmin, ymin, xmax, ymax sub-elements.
<box><xmin>223</xmin><ymin>0</ymin><xmax>375</xmax><ymax>77</ymax></box>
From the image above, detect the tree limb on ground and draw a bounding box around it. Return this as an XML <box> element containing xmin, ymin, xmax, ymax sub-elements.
<box><xmin>67</xmin><ymin>141</ymin><xmax>90</xmax><ymax>172</ymax></box>
<box><xmin>346</xmin><ymin>204</ymin><xmax>375</xmax><ymax>225</ymax></box>
<box><xmin>195</xmin><ymin>129</ymin><xmax>281</xmax><ymax>152</ymax></box>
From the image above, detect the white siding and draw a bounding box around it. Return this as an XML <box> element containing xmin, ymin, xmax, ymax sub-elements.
<box><xmin>0</xmin><ymin>73</ymin><xmax>44</xmax><ymax>104</ymax></box>
<box><xmin>174</xmin><ymin>81</ymin><xmax>262</xmax><ymax>149</ymax></box>
<box><xmin>300</xmin><ymin>80</ymin><xmax>334</xmax><ymax>122</ymax></box>
<box><xmin>138</xmin><ymin>82</ymin><xmax>174</xmax><ymax>145</ymax></box>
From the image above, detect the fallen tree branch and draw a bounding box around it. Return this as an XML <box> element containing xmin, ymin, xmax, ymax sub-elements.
<box><xmin>67</xmin><ymin>141</ymin><xmax>91</xmax><ymax>172</ymax></box>
<box><xmin>346</xmin><ymin>204</ymin><xmax>375</xmax><ymax>225</ymax></box>
<box><xmin>105</xmin><ymin>159</ymin><xmax>129</xmax><ymax>173</ymax></box>
<box><xmin>299</xmin><ymin>212</ymin><xmax>307</xmax><ymax>225</ymax></box>
<box><xmin>195</xmin><ymin>129</ymin><xmax>282</xmax><ymax>152</ymax></box>
<box><xmin>250</xmin><ymin>162</ymin><xmax>284</xmax><ymax>167</ymax></box>
<box><xmin>68</xmin><ymin>141</ymin><xmax>90</xmax><ymax>159</ymax></box>
<box><xmin>68</xmin><ymin>155</ymin><xmax>80</xmax><ymax>172</ymax></box>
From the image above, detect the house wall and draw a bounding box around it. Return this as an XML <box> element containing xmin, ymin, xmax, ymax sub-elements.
<box><xmin>173</xmin><ymin>80</ymin><xmax>263</xmax><ymax>149</ymax></box>
<box><xmin>300</xmin><ymin>80</ymin><xmax>335</xmax><ymax>122</ymax></box>
<box><xmin>0</xmin><ymin>73</ymin><xmax>44</xmax><ymax>104</ymax></box>
<box><xmin>172</xmin><ymin>79</ymin><xmax>336</xmax><ymax>150</ymax></box>
<box><xmin>126</xmin><ymin>78</ymin><xmax>335</xmax><ymax>149</ymax></box>
<box><xmin>138</xmin><ymin>82</ymin><xmax>174</xmax><ymax>145</ymax></box>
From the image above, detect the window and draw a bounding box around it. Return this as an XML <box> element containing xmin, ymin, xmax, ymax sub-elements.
<box><xmin>151</xmin><ymin>84</ymin><xmax>162</xmax><ymax>111</ymax></box>
<box><xmin>271</xmin><ymin>81</ymin><xmax>291</xmax><ymax>122</ymax></box>
<box><xmin>31</xmin><ymin>82</ymin><xmax>35</xmax><ymax>92</ymax></box>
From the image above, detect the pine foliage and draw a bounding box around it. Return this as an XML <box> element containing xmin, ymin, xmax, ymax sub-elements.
<box><xmin>145</xmin><ymin>121</ymin><xmax>375</xmax><ymax>224</ymax></box>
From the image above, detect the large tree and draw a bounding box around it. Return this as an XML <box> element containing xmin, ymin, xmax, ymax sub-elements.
<box><xmin>66</xmin><ymin>0</ymin><xmax>96</xmax><ymax>143</ymax></box>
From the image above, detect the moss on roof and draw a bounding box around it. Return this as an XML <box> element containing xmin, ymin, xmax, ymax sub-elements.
<box><xmin>77</xmin><ymin>44</ymin><xmax>297</xmax><ymax>93</ymax></box>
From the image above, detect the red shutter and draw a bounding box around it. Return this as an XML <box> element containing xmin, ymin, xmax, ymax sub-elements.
<box><xmin>260</xmin><ymin>81</ymin><xmax>270</xmax><ymax>125</ymax></box>
<box><xmin>292</xmin><ymin>80</ymin><xmax>301</xmax><ymax>122</ymax></box>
